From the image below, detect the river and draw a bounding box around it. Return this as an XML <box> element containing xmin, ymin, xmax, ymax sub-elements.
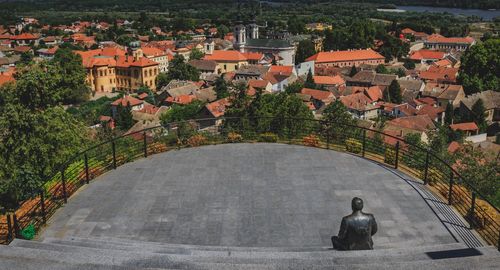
<box><xmin>395</xmin><ymin>6</ymin><xmax>500</xmax><ymax>21</ymax></box>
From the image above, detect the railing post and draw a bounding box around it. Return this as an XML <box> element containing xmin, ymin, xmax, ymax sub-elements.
<box><xmin>112</xmin><ymin>140</ymin><xmax>116</xmax><ymax>169</ymax></box>
<box><xmin>143</xmin><ymin>131</ymin><xmax>148</xmax><ymax>157</ymax></box>
<box><xmin>497</xmin><ymin>229</ymin><xmax>500</xmax><ymax>252</ymax></box>
<box><xmin>468</xmin><ymin>192</ymin><xmax>476</xmax><ymax>229</ymax></box>
<box><xmin>362</xmin><ymin>129</ymin><xmax>366</xmax><ymax>157</ymax></box>
<box><xmin>448</xmin><ymin>172</ymin><xmax>454</xmax><ymax>205</ymax></box>
<box><xmin>84</xmin><ymin>153</ymin><xmax>90</xmax><ymax>184</ymax></box>
<box><xmin>423</xmin><ymin>151</ymin><xmax>430</xmax><ymax>185</ymax></box>
<box><xmin>394</xmin><ymin>141</ymin><xmax>400</xmax><ymax>169</ymax></box>
<box><xmin>13</xmin><ymin>214</ymin><xmax>20</xmax><ymax>238</ymax></box>
<box><xmin>39</xmin><ymin>189</ymin><xmax>46</xmax><ymax>224</ymax></box>
<box><xmin>6</xmin><ymin>213</ymin><xmax>13</xmax><ymax>241</ymax></box>
<box><xmin>326</xmin><ymin>123</ymin><xmax>330</xmax><ymax>150</ymax></box>
<box><xmin>61</xmin><ymin>168</ymin><xmax>67</xmax><ymax>203</ymax></box>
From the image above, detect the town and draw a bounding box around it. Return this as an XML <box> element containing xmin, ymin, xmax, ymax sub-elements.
<box><xmin>0</xmin><ymin>1</ymin><xmax>499</xmax><ymax>268</ymax></box>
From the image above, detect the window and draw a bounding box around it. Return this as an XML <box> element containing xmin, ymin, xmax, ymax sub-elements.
<box><xmin>99</xmin><ymin>70</ymin><xmax>103</xmax><ymax>77</ymax></box>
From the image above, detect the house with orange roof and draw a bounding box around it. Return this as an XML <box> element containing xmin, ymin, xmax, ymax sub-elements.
<box><xmin>340</xmin><ymin>92</ymin><xmax>380</xmax><ymax>120</ymax></box>
<box><xmin>248</xmin><ymin>79</ymin><xmax>272</xmax><ymax>94</ymax></box>
<box><xmin>416</xmin><ymin>104</ymin><xmax>445</xmax><ymax>123</ymax></box>
<box><xmin>384</xmin><ymin>115</ymin><xmax>436</xmax><ymax>144</ymax></box>
<box><xmin>450</xmin><ymin>122</ymin><xmax>479</xmax><ymax>136</ymax></box>
<box><xmin>78</xmin><ymin>48</ymin><xmax>159</xmax><ymax>92</ymax></box>
<box><xmin>111</xmin><ymin>95</ymin><xmax>144</xmax><ymax>118</ymax></box>
<box><xmin>37</xmin><ymin>46</ymin><xmax>59</xmax><ymax>59</ymax></box>
<box><xmin>306</xmin><ymin>48</ymin><xmax>384</xmax><ymax>69</ymax></box>
<box><xmin>141</xmin><ymin>46</ymin><xmax>169</xmax><ymax>72</ymax></box>
<box><xmin>9</xmin><ymin>33</ymin><xmax>39</xmax><ymax>46</ymax></box>
<box><xmin>401</xmin><ymin>28</ymin><xmax>428</xmax><ymax>40</ymax></box>
<box><xmin>300</xmin><ymin>88</ymin><xmax>335</xmax><ymax>110</ymax></box>
<box><xmin>419</xmin><ymin>66</ymin><xmax>458</xmax><ymax>84</ymax></box>
<box><xmin>203</xmin><ymin>50</ymin><xmax>249</xmax><ymax>74</ymax></box>
<box><xmin>0</xmin><ymin>74</ymin><xmax>14</xmax><ymax>86</ymax></box>
<box><xmin>201</xmin><ymin>98</ymin><xmax>231</xmax><ymax>126</ymax></box>
<box><xmin>313</xmin><ymin>75</ymin><xmax>345</xmax><ymax>89</ymax></box>
<box><xmin>422</xmin><ymin>83</ymin><xmax>465</xmax><ymax>108</ymax></box>
<box><xmin>409</xmin><ymin>49</ymin><xmax>446</xmax><ymax>64</ymax></box>
<box><xmin>165</xmin><ymin>94</ymin><xmax>197</xmax><ymax>106</ymax></box>
<box><xmin>424</xmin><ymin>34</ymin><xmax>475</xmax><ymax>51</ymax></box>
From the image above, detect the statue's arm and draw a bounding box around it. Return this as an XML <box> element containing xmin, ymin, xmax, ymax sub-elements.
<box><xmin>338</xmin><ymin>218</ymin><xmax>347</xmax><ymax>240</ymax></box>
<box><xmin>371</xmin><ymin>215</ymin><xmax>378</xmax><ymax>235</ymax></box>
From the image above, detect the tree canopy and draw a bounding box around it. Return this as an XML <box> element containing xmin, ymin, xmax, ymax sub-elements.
<box><xmin>458</xmin><ymin>38</ymin><xmax>500</xmax><ymax>95</ymax></box>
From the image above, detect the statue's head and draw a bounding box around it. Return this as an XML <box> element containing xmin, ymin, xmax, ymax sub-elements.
<box><xmin>351</xmin><ymin>197</ymin><xmax>364</xmax><ymax>211</ymax></box>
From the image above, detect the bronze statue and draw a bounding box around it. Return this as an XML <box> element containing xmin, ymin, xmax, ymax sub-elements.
<box><xmin>332</xmin><ymin>197</ymin><xmax>377</xmax><ymax>250</ymax></box>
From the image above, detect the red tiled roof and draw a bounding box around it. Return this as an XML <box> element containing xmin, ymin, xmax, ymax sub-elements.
<box><xmin>426</xmin><ymin>34</ymin><xmax>475</xmax><ymax>44</ymax></box>
<box><xmin>205</xmin><ymin>98</ymin><xmax>231</xmax><ymax>118</ymax></box>
<box><xmin>165</xmin><ymin>94</ymin><xmax>197</xmax><ymax>105</ymax></box>
<box><xmin>433</xmin><ymin>59</ymin><xmax>452</xmax><ymax>67</ymax></box>
<box><xmin>365</xmin><ymin>86</ymin><xmax>383</xmax><ymax>102</ymax></box>
<box><xmin>241</xmin><ymin>52</ymin><xmax>264</xmax><ymax>61</ymax></box>
<box><xmin>450</xmin><ymin>122</ymin><xmax>479</xmax><ymax>132</ymax></box>
<box><xmin>416</xmin><ymin>104</ymin><xmax>445</xmax><ymax>120</ymax></box>
<box><xmin>269</xmin><ymin>65</ymin><xmax>293</xmax><ymax>74</ymax></box>
<box><xmin>409</xmin><ymin>50</ymin><xmax>445</xmax><ymax>61</ymax></box>
<box><xmin>306</xmin><ymin>48</ymin><xmax>384</xmax><ymax>63</ymax></box>
<box><xmin>0</xmin><ymin>74</ymin><xmax>15</xmax><ymax>86</ymax></box>
<box><xmin>419</xmin><ymin>66</ymin><xmax>458</xmax><ymax>82</ymax></box>
<box><xmin>10</xmin><ymin>33</ymin><xmax>38</xmax><ymax>40</ymax></box>
<box><xmin>248</xmin><ymin>79</ymin><xmax>270</xmax><ymax>89</ymax></box>
<box><xmin>111</xmin><ymin>95</ymin><xmax>143</xmax><ymax>107</ymax></box>
<box><xmin>137</xmin><ymin>93</ymin><xmax>149</xmax><ymax>100</ymax></box>
<box><xmin>388</xmin><ymin>115</ymin><xmax>435</xmax><ymax>132</ymax></box>
<box><xmin>300</xmin><ymin>88</ymin><xmax>334</xmax><ymax>102</ymax></box>
<box><xmin>447</xmin><ymin>141</ymin><xmax>460</xmax><ymax>153</ymax></box>
<box><xmin>340</xmin><ymin>92</ymin><xmax>377</xmax><ymax>111</ymax></box>
<box><xmin>137</xmin><ymin>103</ymin><xmax>160</xmax><ymax>115</ymax></box>
<box><xmin>12</xmin><ymin>46</ymin><xmax>31</xmax><ymax>53</ymax></box>
<box><xmin>203</xmin><ymin>50</ymin><xmax>247</xmax><ymax>62</ymax></box>
<box><xmin>141</xmin><ymin>46</ymin><xmax>166</xmax><ymax>57</ymax></box>
<box><xmin>313</xmin><ymin>75</ymin><xmax>345</xmax><ymax>85</ymax></box>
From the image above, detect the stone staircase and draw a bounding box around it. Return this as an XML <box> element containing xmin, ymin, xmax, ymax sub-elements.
<box><xmin>0</xmin><ymin>236</ymin><xmax>498</xmax><ymax>269</ymax></box>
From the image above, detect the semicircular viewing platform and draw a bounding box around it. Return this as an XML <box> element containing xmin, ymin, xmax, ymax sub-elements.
<box><xmin>40</xmin><ymin>143</ymin><xmax>464</xmax><ymax>249</ymax></box>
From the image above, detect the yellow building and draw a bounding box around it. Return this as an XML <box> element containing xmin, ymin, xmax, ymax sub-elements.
<box><xmin>78</xmin><ymin>48</ymin><xmax>159</xmax><ymax>92</ymax></box>
<box><xmin>305</xmin><ymin>23</ymin><xmax>332</xmax><ymax>32</ymax></box>
<box><xmin>203</xmin><ymin>50</ymin><xmax>250</xmax><ymax>74</ymax></box>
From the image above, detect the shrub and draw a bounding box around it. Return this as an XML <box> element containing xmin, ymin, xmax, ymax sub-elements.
<box><xmin>258</xmin><ymin>132</ymin><xmax>278</xmax><ymax>143</ymax></box>
<box><xmin>303</xmin><ymin>134</ymin><xmax>320</xmax><ymax>147</ymax></box>
<box><xmin>21</xmin><ymin>223</ymin><xmax>35</xmax><ymax>240</ymax></box>
<box><xmin>227</xmin><ymin>132</ymin><xmax>243</xmax><ymax>143</ymax></box>
<box><xmin>160</xmin><ymin>133</ymin><xmax>179</xmax><ymax>146</ymax></box>
<box><xmin>346</xmin><ymin>138</ymin><xmax>362</xmax><ymax>154</ymax></box>
<box><xmin>187</xmin><ymin>134</ymin><xmax>207</xmax><ymax>147</ymax></box>
<box><xmin>148</xmin><ymin>142</ymin><xmax>168</xmax><ymax>154</ymax></box>
<box><xmin>385</xmin><ymin>146</ymin><xmax>396</xmax><ymax>165</ymax></box>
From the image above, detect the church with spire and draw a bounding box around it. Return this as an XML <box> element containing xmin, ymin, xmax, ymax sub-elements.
<box><xmin>232</xmin><ymin>4</ymin><xmax>295</xmax><ymax>66</ymax></box>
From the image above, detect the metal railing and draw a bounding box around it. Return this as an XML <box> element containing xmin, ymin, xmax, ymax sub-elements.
<box><xmin>1</xmin><ymin>117</ymin><xmax>498</xmax><ymax>250</ymax></box>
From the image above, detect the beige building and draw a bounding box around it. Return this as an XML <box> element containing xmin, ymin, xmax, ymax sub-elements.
<box><xmin>203</xmin><ymin>50</ymin><xmax>249</xmax><ymax>74</ymax></box>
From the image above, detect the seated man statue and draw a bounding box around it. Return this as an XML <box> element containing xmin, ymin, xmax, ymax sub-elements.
<box><xmin>332</xmin><ymin>197</ymin><xmax>377</xmax><ymax>250</ymax></box>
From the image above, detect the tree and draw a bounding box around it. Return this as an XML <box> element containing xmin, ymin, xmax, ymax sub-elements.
<box><xmin>137</xmin><ymin>85</ymin><xmax>155</xmax><ymax>105</ymax></box>
<box><xmin>322</xmin><ymin>100</ymin><xmax>356</xmax><ymax>139</ymax></box>
<box><xmin>115</xmin><ymin>103</ymin><xmax>135</xmax><ymax>130</ymax></box>
<box><xmin>444</xmin><ymin>103</ymin><xmax>454</xmax><ymax>125</ymax></box>
<box><xmin>304</xmin><ymin>69</ymin><xmax>316</xmax><ymax>89</ymax></box>
<box><xmin>52</xmin><ymin>48</ymin><xmax>91</xmax><ymax>104</ymax></box>
<box><xmin>404</xmin><ymin>60</ymin><xmax>416</xmax><ymax>70</ymax></box>
<box><xmin>470</xmin><ymin>99</ymin><xmax>487</xmax><ymax>132</ymax></box>
<box><xmin>385</xmin><ymin>80</ymin><xmax>402</xmax><ymax>104</ymax></box>
<box><xmin>189</xmin><ymin>48</ymin><xmax>204</xmax><ymax>60</ymax></box>
<box><xmin>216</xmin><ymin>24</ymin><xmax>230</xmax><ymax>38</ymax></box>
<box><xmin>284</xmin><ymin>81</ymin><xmax>304</xmax><ymax>94</ymax></box>
<box><xmin>155</xmin><ymin>72</ymin><xmax>169</xmax><ymax>90</ymax></box>
<box><xmin>349</xmin><ymin>65</ymin><xmax>358</xmax><ymax>77</ymax></box>
<box><xmin>458</xmin><ymin>38</ymin><xmax>500</xmax><ymax>95</ymax></box>
<box><xmin>160</xmin><ymin>100</ymin><xmax>205</xmax><ymax>124</ymax></box>
<box><xmin>214</xmin><ymin>76</ymin><xmax>229</xmax><ymax>99</ymax></box>
<box><xmin>375</xmin><ymin>64</ymin><xmax>389</xmax><ymax>74</ymax></box>
<box><xmin>295</xmin><ymin>39</ymin><xmax>315</xmax><ymax>64</ymax></box>
<box><xmin>166</xmin><ymin>54</ymin><xmax>200</xmax><ymax>82</ymax></box>
<box><xmin>287</xmin><ymin>17</ymin><xmax>305</xmax><ymax>35</ymax></box>
<box><xmin>19</xmin><ymin>51</ymin><xmax>33</xmax><ymax>65</ymax></box>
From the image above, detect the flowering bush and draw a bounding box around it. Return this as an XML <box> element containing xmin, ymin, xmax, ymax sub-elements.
<box><xmin>187</xmin><ymin>134</ymin><xmax>207</xmax><ymax>147</ymax></box>
<box><xmin>227</xmin><ymin>132</ymin><xmax>243</xmax><ymax>143</ymax></box>
<box><xmin>384</xmin><ymin>146</ymin><xmax>396</xmax><ymax>165</ymax></box>
<box><xmin>303</xmin><ymin>134</ymin><xmax>320</xmax><ymax>147</ymax></box>
<box><xmin>258</xmin><ymin>133</ymin><xmax>278</xmax><ymax>142</ymax></box>
<box><xmin>346</xmin><ymin>138</ymin><xmax>362</xmax><ymax>153</ymax></box>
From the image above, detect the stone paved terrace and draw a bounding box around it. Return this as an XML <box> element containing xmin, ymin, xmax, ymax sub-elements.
<box><xmin>40</xmin><ymin>143</ymin><xmax>461</xmax><ymax>249</ymax></box>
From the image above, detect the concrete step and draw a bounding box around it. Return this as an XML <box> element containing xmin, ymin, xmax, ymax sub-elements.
<box><xmin>41</xmin><ymin>235</ymin><xmax>466</xmax><ymax>256</ymax></box>
<box><xmin>3</xmin><ymin>239</ymin><xmax>499</xmax><ymax>269</ymax></box>
<box><xmin>0</xmin><ymin>246</ymin><xmax>498</xmax><ymax>270</ymax></box>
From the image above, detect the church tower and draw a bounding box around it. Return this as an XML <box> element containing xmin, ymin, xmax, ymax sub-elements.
<box><xmin>233</xmin><ymin>23</ymin><xmax>246</xmax><ymax>50</ymax></box>
<box><xmin>248</xmin><ymin>21</ymin><xmax>259</xmax><ymax>40</ymax></box>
